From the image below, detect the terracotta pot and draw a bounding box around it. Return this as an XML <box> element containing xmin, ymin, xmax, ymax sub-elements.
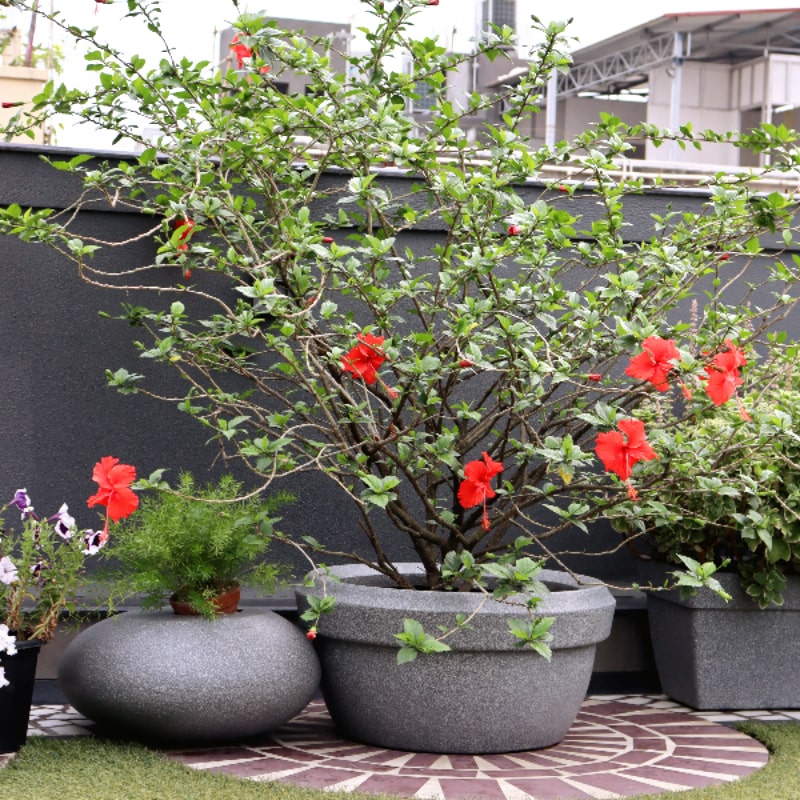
<box><xmin>169</xmin><ymin>584</ymin><xmax>240</xmax><ymax>615</ymax></box>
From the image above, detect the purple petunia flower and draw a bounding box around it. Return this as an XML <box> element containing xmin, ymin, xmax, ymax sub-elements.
<box><xmin>49</xmin><ymin>503</ymin><xmax>76</xmax><ymax>540</ymax></box>
<box><xmin>82</xmin><ymin>529</ymin><xmax>108</xmax><ymax>556</ymax></box>
<box><xmin>30</xmin><ymin>561</ymin><xmax>45</xmax><ymax>586</ymax></box>
<box><xmin>9</xmin><ymin>488</ymin><xmax>35</xmax><ymax>520</ymax></box>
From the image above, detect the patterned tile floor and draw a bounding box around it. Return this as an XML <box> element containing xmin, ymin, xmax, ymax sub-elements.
<box><xmin>14</xmin><ymin>695</ymin><xmax>800</xmax><ymax>799</ymax></box>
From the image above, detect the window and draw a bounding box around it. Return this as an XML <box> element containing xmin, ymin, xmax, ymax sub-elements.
<box><xmin>411</xmin><ymin>80</ymin><xmax>437</xmax><ymax>113</ymax></box>
<box><xmin>481</xmin><ymin>0</ymin><xmax>516</xmax><ymax>35</ymax></box>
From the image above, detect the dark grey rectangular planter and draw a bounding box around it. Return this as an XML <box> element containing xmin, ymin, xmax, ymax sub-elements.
<box><xmin>647</xmin><ymin>572</ymin><xmax>800</xmax><ymax>709</ymax></box>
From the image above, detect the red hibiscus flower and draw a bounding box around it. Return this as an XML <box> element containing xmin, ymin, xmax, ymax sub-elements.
<box><xmin>458</xmin><ymin>452</ymin><xmax>504</xmax><ymax>530</ymax></box>
<box><xmin>595</xmin><ymin>419</ymin><xmax>657</xmax><ymax>499</ymax></box>
<box><xmin>704</xmin><ymin>339</ymin><xmax>749</xmax><ymax>418</ymax></box>
<box><xmin>230</xmin><ymin>34</ymin><xmax>270</xmax><ymax>73</ymax></box>
<box><xmin>87</xmin><ymin>456</ymin><xmax>139</xmax><ymax>527</ymax></box>
<box><xmin>341</xmin><ymin>333</ymin><xmax>386</xmax><ymax>385</ymax></box>
<box><xmin>625</xmin><ymin>336</ymin><xmax>681</xmax><ymax>392</ymax></box>
<box><xmin>704</xmin><ymin>340</ymin><xmax>745</xmax><ymax>405</ymax></box>
<box><xmin>230</xmin><ymin>34</ymin><xmax>252</xmax><ymax>69</ymax></box>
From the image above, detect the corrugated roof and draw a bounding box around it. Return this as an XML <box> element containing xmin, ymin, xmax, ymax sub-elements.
<box><xmin>573</xmin><ymin>9</ymin><xmax>800</xmax><ymax>65</ymax></box>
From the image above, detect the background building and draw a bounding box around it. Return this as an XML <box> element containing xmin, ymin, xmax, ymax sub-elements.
<box><xmin>225</xmin><ymin>8</ymin><xmax>800</xmax><ymax>176</ymax></box>
<box><xmin>518</xmin><ymin>9</ymin><xmax>800</xmax><ymax>168</ymax></box>
<box><xmin>218</xmin><ymin>17</ymin><xmax>352</xmax><ymax>95</ymax></box>
<box><xmin>0</xmin><ymin>26</ymin><xmax>48</xmax><ymax>144</ymax></box>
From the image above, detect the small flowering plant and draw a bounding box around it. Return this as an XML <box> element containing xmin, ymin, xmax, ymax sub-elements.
<box><xmin>0</xmin><ymin>457</ymin><xmax>137</xmax><ymax>688</ymax></box>
<box><xmin>610</xmin><ymin>343</ymin><xmax>800</xmax><ymax>608</ymax></box>
<box><xmin>4</xmin><ymin>2</ymin><xmax>800</xmax><ymax>649</ymax></box>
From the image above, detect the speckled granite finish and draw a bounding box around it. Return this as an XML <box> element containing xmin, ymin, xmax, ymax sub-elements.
<box><xmin>296</xmin><ymin>564</ymin><xmax>616</xmax><ymax>753</ymax></box>
<box><xmin>648</xmin><ymin>573</ymin><xmax>800</xmax><ymax>709</ymax></box>
<box><xmin>58</xmin><ymin>609</ymin><xmax>320</xmax><ymax>744</ymax></box>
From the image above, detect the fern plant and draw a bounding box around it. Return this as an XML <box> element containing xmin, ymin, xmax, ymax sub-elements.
<box><xmin>103</xmin><ymin>473</ymin><xmax>291</xmax><ymax>618</ymax></box>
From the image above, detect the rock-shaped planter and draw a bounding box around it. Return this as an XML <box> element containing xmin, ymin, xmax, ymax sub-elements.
<box><xmin>647</xmin><ymin>572</ymin><xmax>800</xmax><ymax>709</ymax></box>
<box><xmin>296</xmin><ymin>563</ymin><xmax>615</xmax><ymax>753</ymax></box>
<box><xmin>58</xmin><ymin>608</ymin><xmax>320</xmax><ymax>743</ymax></box>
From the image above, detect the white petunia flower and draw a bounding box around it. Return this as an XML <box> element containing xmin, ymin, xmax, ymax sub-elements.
<box><xmin>0</xmin><ymin>623</ymin><xmax>16</xmax><ymax>656</ymax></box>
<box><xmin>0</xmin><ymin>556</ymin><xmax>18</xmax><ymax>586</ymax></box>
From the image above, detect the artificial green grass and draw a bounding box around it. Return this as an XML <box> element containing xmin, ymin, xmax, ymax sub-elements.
<box><xmin>0</xmin><ymin>736</ymin><xmax>390</xmax><ymax>800</ymax></box>
<box><xmin>0</xmin><ymin>723</ymin><xmax>797</xmax><ymax>800</ymax></box>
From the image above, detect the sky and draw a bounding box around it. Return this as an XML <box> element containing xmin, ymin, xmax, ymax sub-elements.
<box><xmin>7</xmin><ymin>0</ymin><xmax>800</xmax><ymax>147</ymax></box>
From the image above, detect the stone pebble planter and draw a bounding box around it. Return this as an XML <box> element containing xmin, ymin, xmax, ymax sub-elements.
<box><xmin>296</xmin><ymin>563</ymin><xmax>615</xmax><ymax>753</ymax></box>
<box><xmin>647</xmin><ymin>571</ymin><xmax>800</xmax><ymax>709</ymax></box>
<box><xmin>58</xmin><ymin>608</ymin><xmax>320</xmax><ymax>744</ymax></box>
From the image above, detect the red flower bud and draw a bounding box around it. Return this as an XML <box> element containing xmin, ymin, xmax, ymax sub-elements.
<box><xmin>718</xmin><ymin>253</ymin><xmax>730</xmax><ymax>261</ymax></box>
<box><xmin>1</xmin><ymin>101</ymin><xmax>24</xmax><ymax>109</ymax></box>
<box><xmin>322</xmin><ymin>236</ymin><xmax>334</xmax><ymax>243</ymax></box>
<box><xmin>173</xmin><ymin>217</ymin><xmax>194</xmax><ymax>239</ymax></box>
<box><xmin>183</xmin><ymin>269</ymin><xmax>192</xmax><ymax>280</ymax></box>
<box><xmin>459</xmin><ymin>359</ymin><xmax>473</xmax><ymax>368</ymax></box>
<box><xmin>427</xmin><ymin>0</ymin><xmax>440</xmax><ymax>5</ymax></box>
<box><xmin>558</xmin><ymin>184</ymin><xmax>569</xmax><ymax>193</ymax></box>
<box><xmin>587</xmin><ymin>373</ymin><xmax>602</xmax><ymax>382</ymax></box>
<box><xmin>306</xmin><ymin>628</ymin><xmax>317</xmax><ymax>640</ymax></box>
<box><xmin>507</xmin><ymin>224</ymin><xmax>522</xmax><ymax>236</ymax></box>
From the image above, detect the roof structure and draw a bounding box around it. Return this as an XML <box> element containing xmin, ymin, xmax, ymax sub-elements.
<box><xmin>563</xmin><ymin>8</ymin><xmax>800</xmax><ymax>97</ymax></box>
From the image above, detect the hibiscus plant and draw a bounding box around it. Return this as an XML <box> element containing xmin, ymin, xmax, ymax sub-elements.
<box><xmin>611</xmin><ymin>342</ymin><xmax>800</xmax><ymax>609</ymax></box>
<box><xmin>3</xmin><ymin>1</ymin><xmax>800</xmax><ymax>649</ymax></box>
<box><xmin>0</xmin><ymin>457</ymin><xmax>137</xmax><ymax>687</ymax></box>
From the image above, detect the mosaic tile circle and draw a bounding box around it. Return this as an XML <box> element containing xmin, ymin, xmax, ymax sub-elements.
<box><xmin>166</xmin><ymin>698</ymin><xmax>769</xmax><ymax>799</ymax></box>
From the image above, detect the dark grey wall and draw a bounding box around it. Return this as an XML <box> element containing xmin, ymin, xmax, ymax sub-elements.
<box><xmin>1</xmin><ymin>142</ymin><xmax>797</xmax><ymax>583</ymax></box>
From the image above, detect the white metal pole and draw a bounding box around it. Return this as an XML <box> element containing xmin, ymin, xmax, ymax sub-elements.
<box><xmin>545</xmin><ymin>70</ymin><xmax>558</xmax><ymax>147</ymax></box>
<box><xmin>668</xmin><ymin>31</ymin><xmax>685</xmax><ymax>162</ymax></box>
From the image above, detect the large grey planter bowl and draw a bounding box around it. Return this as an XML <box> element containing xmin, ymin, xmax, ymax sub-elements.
<box><xmin>647</xmin><ymin>571</ymin><xmax>800</xmax><ymax>709</ymax></box>
<box><xmin>58</xmin><ymin>608</ymin><xmax>320</xmax><ymax>744</ymax></box>
<box><xmin>295</xmin><ymin>563</ymin><xmax>615</xmax><ymax>753</ymax></box>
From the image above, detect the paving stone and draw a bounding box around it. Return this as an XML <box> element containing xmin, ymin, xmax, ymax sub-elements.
<box><xmin>18</xmin><ymin>695</ymin><xmax>778</xmax><ymax>799</ymax></box>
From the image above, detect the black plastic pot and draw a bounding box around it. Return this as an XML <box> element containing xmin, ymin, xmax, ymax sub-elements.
<box><xmin>0</xmin><ymin>638</ymin><xmax>43</xmax><ymax>753</ymax></box>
